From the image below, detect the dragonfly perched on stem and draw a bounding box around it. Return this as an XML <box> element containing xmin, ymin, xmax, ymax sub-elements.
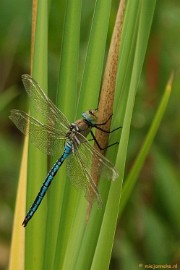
<box><xmin>10</xmin><ymin>74</ymin><xmax>119</xmax><ymax>227</ymax></box>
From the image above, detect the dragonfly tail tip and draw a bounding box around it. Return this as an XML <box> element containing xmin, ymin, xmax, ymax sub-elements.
<box><xmin>22</xmin><ymin>219</ymin><xmax>28</xmax><ymax>227</ymax></box>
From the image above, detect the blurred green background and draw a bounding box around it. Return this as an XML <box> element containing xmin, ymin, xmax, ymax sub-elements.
<box><xmin>0</xmin><ymin>0</ymin><xmax>180</xmax><ymax>269</ymax></box>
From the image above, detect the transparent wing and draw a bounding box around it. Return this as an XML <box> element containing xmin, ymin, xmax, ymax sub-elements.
<box><xmin>66</xmin><ymin>150</ymin><xmax>102</xmax><ymax>206</ymax></box>
<box><xmin>77</xmin><ymin>133</ymin><xmax>119</xmax><ymax>181</ymax></box>
<box><xmin>9</xmin><ymin>109</ymin><xmax>66</xmax><ymax>156</ymax></box>
<box><xmin>22</xmin><ymin>74</ymin><xmax>70</xmax><ymax>131</ymax></box>
<box><xmin>66</xmin><ymin>132</ymin><xmax>119</xmax><ymax>205</ymax></box>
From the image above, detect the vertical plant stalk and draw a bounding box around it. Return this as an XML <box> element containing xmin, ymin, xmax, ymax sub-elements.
<box><xmin>9</xmin><ymin>2</ymin><xmax>38</xmax><ymax>269</ymax></box>
<box><xmin>119</xmin><ymin>72</ymin><xmax>174</xmax><ymax>217</ymax></box>
<box><xmin>25</xmin><ymin>0</ymin><xmax>48</xmax><ymax>269</ymax></box>
<box><xmin>52</xmin><ymin>1</ymin><xmax>82</xmax><ymax>269</ymax></box>
<box><xmin>97</xmin><ymin>0</ymin><xmax>126</xmax><ymax>135</ymax></box>
<box><xmin>91</xmin><ymin>2</ymin><xmax>157</xmax><ymax>268</ymax></box>
<box><xmin>8</xmin><ymin>137</ymin><xmax>28</xmax><ymax>270</ymax></box>
<box><xmin>87</xmin><ymin>0</ymin><xmax>126</xmax><ymax>218</ymax></box>
<box><xmin>30</xmin><ymin>0</ymin><xmax>38</xmax><ymax>75</ymax></box>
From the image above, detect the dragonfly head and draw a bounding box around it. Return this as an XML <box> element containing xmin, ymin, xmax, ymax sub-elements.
<box><xmin>82</xmin><ymin>109</ymin><xmax>98</xmax><ymax>125</ymax></box>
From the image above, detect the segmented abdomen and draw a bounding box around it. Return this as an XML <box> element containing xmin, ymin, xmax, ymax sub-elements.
<box><xmin>22</xmin><ymin>142</ymin><xmax>72</xmax><ymax>227</ymax></box>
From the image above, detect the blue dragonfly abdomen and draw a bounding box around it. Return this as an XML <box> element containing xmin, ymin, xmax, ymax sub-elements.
<box><xmin>22</xmin><ymin>141</ymin><xmax>72</xmax><ymax>227</ymax></box>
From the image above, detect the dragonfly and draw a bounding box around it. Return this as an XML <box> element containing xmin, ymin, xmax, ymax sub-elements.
<box><xmin>10</xmin><ymin>74</ymin><xmax>119</xmax><ymax>227</ymax></box>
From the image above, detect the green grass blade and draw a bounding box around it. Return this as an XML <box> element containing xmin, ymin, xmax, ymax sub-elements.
<box><xmin>77</xmin><ymin>0</ymin><xmax>112</xmax><ymax>114</ymax></box>
<box><xmin>113</xmin><ymin>1</ymin><xmax>140</xmax><ymax>121</ymax></box>
<box><xmin>7</xmin><ymin>0</ymin><xmax>178</xmax><ymax>269</ymax></box>
<box><xmin>119</xmin><ymin>73</ymin><xmax>173</xmax><ymax>217</ymax></box>
<box><xmin>72</xmin><ymin>1</ymin><xmax>139</xmax><ymax>269</ymax></box>
<box><xmin>91</xmin><ymin>1</ymin><xmax>157</xmax><ymax>269</ymax></box>
<box><xmin>25</xmin><ymin>1</ymin><xmax>48</xmax><ymax>270</ymax></box>
<box><xmin>57</xmin><ymin>1</ymin><xmax>114</xmax><ymax>269</ymax></box>
<box><xmin>57</xmin><ymin>0</ymin><xmax>82</xmax><ymax>121</ymax></box>
<box><xmin>46</xmin><ymin>1</ymin><xmax>82</xmax><ymax>269</ymax></box>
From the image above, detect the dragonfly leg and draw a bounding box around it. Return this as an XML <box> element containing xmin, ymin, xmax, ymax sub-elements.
<box><xmin>95</xmin><ymin>114</ymin><xmax>113</xmax><ymax>126</ymax></box>
<box><xmin>93</xmin><ymin>125</ymin><xmax>122</xmax><ymax>134</ymax></box>
<box><xmin>90</xmin><ymin>131</ymin><xmax>119</xmax><ymax>150</ymax></box>
<box><xmin>91</xmin><ymin>114</ymin><xmax>122</xmax><ymax>133</ymax></box>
